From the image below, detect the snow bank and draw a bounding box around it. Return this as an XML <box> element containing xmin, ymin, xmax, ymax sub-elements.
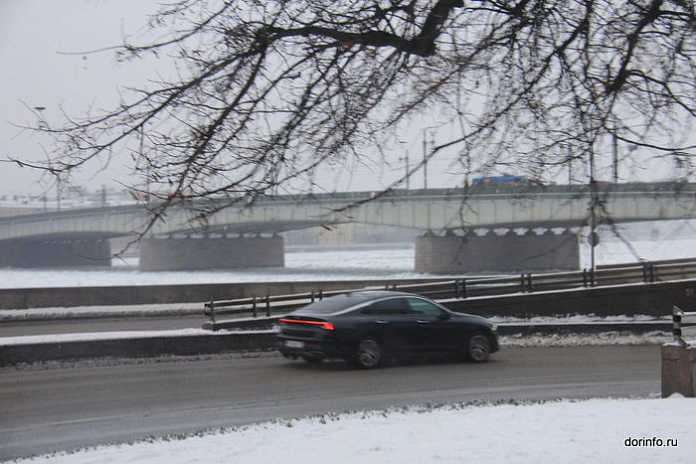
<box><xmin>0</xmin><ymin>328</ymin><xmax>277</xmax><ymax>346</ymax></box>
<box><xmin>19</xmin><ymin>397</ymin><xmax>696</xmax><ymax>464</ymax></box>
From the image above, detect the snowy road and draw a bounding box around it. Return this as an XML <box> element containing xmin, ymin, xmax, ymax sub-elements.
<box><xmin>1</xmin><ymin>345</ymin><xmax>660</xmax><ymax>461</ymax></box>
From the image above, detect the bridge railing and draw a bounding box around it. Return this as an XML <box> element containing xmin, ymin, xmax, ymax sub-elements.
<box><xmin>203</xmin><ymin>258</ymin><xmax>696</xmax><ymax>329</ymax></box>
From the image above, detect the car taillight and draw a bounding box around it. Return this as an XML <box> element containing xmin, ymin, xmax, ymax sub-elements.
<box><xmin>279</xmin><ymin>318</ymin><xmax>335</xmax><ymax>330</ymax></box>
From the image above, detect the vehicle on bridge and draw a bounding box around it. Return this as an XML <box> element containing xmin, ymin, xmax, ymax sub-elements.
<box><xmin>277</xmin><ymin>291</ymin><xmax>499</xmax><ymax>368</ymax></box>
<box><xmin>471</xmin><ymin>175</ymin><xmax>531</xmax><ymax>186</ymax></box>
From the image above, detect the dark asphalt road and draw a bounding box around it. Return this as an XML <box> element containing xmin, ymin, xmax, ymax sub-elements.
<box><xmin>0</xmin><ymin>345</ymin><xmax>661</xmax><ymax>460</ymax></box>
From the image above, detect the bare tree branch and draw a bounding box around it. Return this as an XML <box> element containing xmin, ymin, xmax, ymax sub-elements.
<box><xmin>9</xmin><ymin>0</ymin><xmax>695</xmax><ymax>229</ymax></box>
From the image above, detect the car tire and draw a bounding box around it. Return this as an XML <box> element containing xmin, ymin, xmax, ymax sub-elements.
<box><xmin>355</xmin><ymin>339</ymin><xmax>382</xmax><ymax>369</ymax></box>
<box><xmin>466</xmin><ymin>332</ymin><xmax>491</xmax><ymax>363</ymax></box>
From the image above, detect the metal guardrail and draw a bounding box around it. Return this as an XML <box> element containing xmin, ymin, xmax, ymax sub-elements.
<box><xmin>672</xmin><ymin>306</ymin><xmax>696</xmax><ymax>347</ymax></box>
<box><xmin>203</xmin><ymin>258</ymin><xmax>696</xmax><ymax>328</ymax></box>
<box><xmin>204</xmin><ymin>289</ymin><xmax>349</xmax><ymax>324</ymax></box>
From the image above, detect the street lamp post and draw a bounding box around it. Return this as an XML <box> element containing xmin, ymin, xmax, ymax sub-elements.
<box><xmin>588</xmin><ymin>145</ymin><xmax>598</xmax><ymax>277</ymax></box>
<box><xmin>400</xmin><ymin>150</ymin><xmax>410</xmax><ymax>190</ymax></box>
<box><xmin>611</xmin><ymin>120</ymin><xmax>620</xmax><ymax>183</ymax></box>
<box><xmin>56</xmin><ymin>173</ymin><xmax>62</xmax><ymax>211</ymax></box>
<box><xmin>422</xmin><ymin>131</ymin><xmax>428</xmax><ymax>190</ymax></box>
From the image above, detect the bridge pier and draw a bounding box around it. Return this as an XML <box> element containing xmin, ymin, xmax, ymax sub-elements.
<box><xmin>139</xmin><ymin>234</ymin><xmax>285</xmax><ymax>271</ymax></box>
<box><xmin>415</xmin><ymin>228</ymin><xmax>580</xmax><ymax>274</ymax></box>
<box><xmin>0</xmin><ymin>238</ymin><xmax>112</xmax><ymax>268</ymax></box>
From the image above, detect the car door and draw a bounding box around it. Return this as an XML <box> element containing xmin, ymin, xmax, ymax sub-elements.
<box><xmin>403</xmin><ymin>297</ymin><xmax>460</xmax><ymax>354</ymax></box>
<box><xmin>358</xmin><ymin>298</ymin><xmax>420</xmax><ymax>354</ymax></box>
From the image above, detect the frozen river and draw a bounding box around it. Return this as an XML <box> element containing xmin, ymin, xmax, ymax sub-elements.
<box><xmin>1</xmin><ymin>221</ymin><xmax>695</xmax><ymax>289</ymax></box>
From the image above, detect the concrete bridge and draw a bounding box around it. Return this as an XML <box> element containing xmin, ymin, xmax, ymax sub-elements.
<box><xmin>1</xmin><ymin>182</ymin><xmax>695</xmax><ymax>273</ymax></box>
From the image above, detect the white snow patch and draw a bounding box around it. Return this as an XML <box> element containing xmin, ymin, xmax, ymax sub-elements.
<box><xmin>489</xmin><ymin>314</ymin><xmax>669</xmax><ymax>324</ymax></box>
<box><xmin>0</xmin><ymin>303</ymin><xmax>203</xmax><ymax>320</ymax></box>
<box><xmin>16</xmin><ymin>397</ymin><xmax>696</xmax><ymax>464</ymax></box>
<box><xmin>0</xmin><ymin>328</ymin><xmax>275</xmax><ymax>346</ymax></box>
<box><xmin>499</xmin><ymin>331</ymin><xmax>670</xmax><ymax>347</ymax></box>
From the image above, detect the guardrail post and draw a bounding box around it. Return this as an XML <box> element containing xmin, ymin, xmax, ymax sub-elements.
<box><xmin>318</xmin><ymin>289</ymin><xmax>323</xmax><ymax>300</ymax></box>
<box><xmin>583</xmin><ymin>268</ymin><xmax>595</xmax><ymax>287</ymax></box>
<box><xmin>454</xmin><ymin>280</ymin><xmax>461</xmax><ymax>298</ymax></box>
<box><xmin>461</xmin><ymin>279</ymin><xmax>467</xmax><ymax>298</ymax></box>
<box><xmin>252</xmin><ymin>296</ymin><xmax>257</xmax><ymax>318</ymax></box>
<box><xmin>265</xmin><ymin>295</ymin><xmax>271</xmax><ymax>317</ymax></box>
<box><xmin>526</xmin><ymin>273</ymin><xmax>533</xmax><ymax>293</ymax></box>
<box><xmin>673</xmin><ymin>306</ymin><xmax>686</xmax><ymax>347</ymax></box>
<box><xmin>520</xmin><ymin>274</ymin><xmax>526</xmax><ymax>293</ymax></box>
<box><xmin>582</xmin><ymin>268</ymin><xmax>596</xmax><ymax>287</ymax></box>
<box><xmin>208</xmin><ymin>300</ymin><xmax>215</xmax><ymax>324</ymax></box>
<box><xmin>310</xmin><ymin>290</ymin><xmax>315</xmax><ymax>302</ymax></box>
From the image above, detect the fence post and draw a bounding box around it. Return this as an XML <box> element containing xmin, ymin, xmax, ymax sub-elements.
<box><xmin>642</xmin><ymin>262</ymin><xmax>655</xmax><ymax>283</ymax></box>
<box><xmin>673</xmin><ymin>306</ymin><xmax>687</xmax><ymax>347</ymax></box>
<box><xmin>208</xmin><ymin>300</ymin><xmax>215</xmax><ymax>324</ymax></box>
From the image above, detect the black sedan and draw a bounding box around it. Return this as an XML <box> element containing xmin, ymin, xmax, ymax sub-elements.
<box><xmin>277</xmin><ymin>290</ymin><xmax>499</xmax><ymax>368</ymax></box>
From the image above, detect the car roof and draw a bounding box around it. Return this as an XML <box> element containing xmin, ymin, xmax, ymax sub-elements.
<box><xmin>290</xmin><ymin>290</ymin><xmax>416</xmax><ymax>316</ymax></box>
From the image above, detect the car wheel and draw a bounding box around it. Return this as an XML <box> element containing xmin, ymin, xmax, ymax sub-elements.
<box><xmin>355</xmin><ymin>339</ymin><xmax>382</xmax><ymax>369</ymax></box>
<box><xmin>466</xmin><ymin>332</ymin><xmax>491</xmax><ymax>362</ymax></box>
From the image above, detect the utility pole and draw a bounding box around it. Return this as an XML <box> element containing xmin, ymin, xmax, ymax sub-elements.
<box><xmin>404</xmin><ymin>149</ymin><xmax>410</xmax><ymax>190</ymax></box>
<box><xmin>422</xmin><ymin>130</ymin><xmax>428</xmax><ymax>190</ymax></box>
<box><xmin>588</xmin><ymin>145</ymin><xmax>598</xmax><ymax>276</ymax></box>
<box><xmin>565</xmin><ymin>144</ymin><xmax>573</xmax><ymax>185</ymax></box>
<box><xmin>56</xmin><ymin>174</ymin><xmax>61</xmax><ymax>211</ymax></box>
<box><xmin>140</xmin><ymin>125</ymin><xmax>151</xmax><ymax>201</ymax></box>
<box><xmin>612</xmin><ymin>122</ymin><xmax>619</xmax><ymax>183</ymax></box>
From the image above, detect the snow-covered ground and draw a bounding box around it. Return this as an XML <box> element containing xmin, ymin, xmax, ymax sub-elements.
<box><xmin>14</xmin><ymin>396</ymin><xmax>695</xmax><ymax>464</ymax></box>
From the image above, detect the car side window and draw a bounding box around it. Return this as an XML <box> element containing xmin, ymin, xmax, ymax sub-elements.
<box><xmin>361</xmin><ymin>298</ymin><xmax>411</xmax><ymax>315</ymax></box>
<box><xmin>405</xmin><ymin>298</ymin><xmax>446</xmax><ymax>317</ymax></box>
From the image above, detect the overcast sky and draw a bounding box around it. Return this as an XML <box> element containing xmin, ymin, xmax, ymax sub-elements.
<box><xmin>0</xmin><ymin>0</ymin><xmax>435</xmax><ymax>198</ymax></box>
<box><xmin>0</xmin><ymin>0</ymin><xmax>162</xmax><ymax>198</ymax></box>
